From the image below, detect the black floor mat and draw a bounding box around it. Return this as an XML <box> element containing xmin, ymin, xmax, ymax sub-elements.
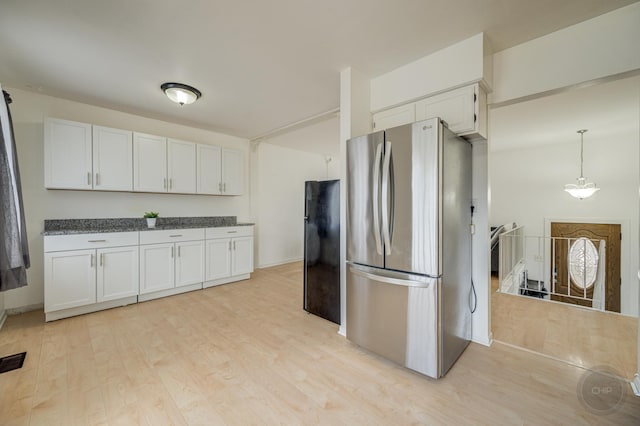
<box><xmin>0</xmin><ymin>352</ymin><xmax>26</xmax><ymax>374</ymax></box>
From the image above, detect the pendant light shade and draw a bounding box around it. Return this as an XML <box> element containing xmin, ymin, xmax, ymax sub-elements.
<box><xmin>564</xmin><ymin>129</ymin><xmax>599</xmax><ymax>199</ymax></box>
<box><xmin>161</xmin><ymin>82</ymin><xmax>201</xmax><ymax>106</ymax></box>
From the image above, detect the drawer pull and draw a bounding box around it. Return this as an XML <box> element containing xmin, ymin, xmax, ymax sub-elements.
<box><xmin>169</xmin><ymin>234</ymin><xmax>183</xmax><ymax>238</ymax></box>
<box><xmin>88</xmin><ymin>239</ymin><xmax>107</xmax><ymax>243</ymax></box>
<box><xmin>227</xmin><ymin>231</ymin><xmax>237</xmax><ymax>233</ymax></box>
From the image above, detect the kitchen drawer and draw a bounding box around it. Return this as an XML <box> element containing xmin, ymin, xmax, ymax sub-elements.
<box><xmin>44</xmin><ymin>232</ymin><xmax>139</xmax><ymax>252</ymax></box>
<box><xmin>139</xmin><ymin>228</ymin><xmax>204</xmax><ymax>244</ymax></box>
<box><xmin>205</xmin><ymin>226</ymin><xmax>253</xmax><ymax>239</ymax></box>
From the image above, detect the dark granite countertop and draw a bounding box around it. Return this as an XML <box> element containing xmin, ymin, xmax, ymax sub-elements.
<box><xmin>43</xmin><ymin>216</ymin><xmax>254</xmax><ymax>236</ymax></box>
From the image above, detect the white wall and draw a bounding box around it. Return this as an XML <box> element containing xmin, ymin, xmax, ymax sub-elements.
<box><xmin>255</xmin><ymin>142</ymin><xmax>334</xmax><ymax>268</ymax></box>
<box><xmin>491</xmin><ymin>134</ymin><xmax>639</xmax><ymax>316</ymax></box>
<box><xmin>491</xmin><ymin>2</ymin><xmax>640</xmax><ymax>104</ymax></box>
<box><xmin>471</xmin><ymin>141</ymin><xmax>490</xmax><ymax>345</ymax></box>
<box><xmin>370</xmin><ymin>33</ymin><xmax>490</xmax><ymax>111</ymax></box>
<box><xmin>5</xmin><ymin>87</ymin><xmax>250</xmax><ymax>311</ymax></box>
<box><xmin>338</xmin><ymin>67</ymin><xmax>372</xmax><ymax>335</ymax></box>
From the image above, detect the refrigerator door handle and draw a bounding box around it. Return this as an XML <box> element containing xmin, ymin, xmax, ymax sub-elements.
<box><xmin>381</xmin><ymin>141</ymin><xmax>392</xmax><ymax>255</ymax></box>
<box><xmin>372</xmin><ymin>143</ymin><xmax>383</xmax><ymax>255</ymax></box>
<box><xmin>349</xmin><ymin>266</ymin><xmax>432</xmax><ymax>288</ymax></box>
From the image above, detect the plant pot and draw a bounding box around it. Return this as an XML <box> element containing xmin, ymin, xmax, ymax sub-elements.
<box><xmin>146</xmin><ymin>218</ymin><xmax>157</xmax><ymax>228</ymax></box>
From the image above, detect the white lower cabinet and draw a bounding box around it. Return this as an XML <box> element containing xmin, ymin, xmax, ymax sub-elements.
<box><xmin>44</xmin><ymin>232</ymin><xmax>139</xmax><ymax>321</ymax></box>
<box><xmin>205</xmin><ymin>238</ymin><xmax>231</xmax><ymax>280</ymax></box>
<box><xmin>96</xmin><ymin>246</ymin><xmax>139</xmax><ymax>302</ymax></box>
<box><xmin>204</xmin><ymin>226</ymin><xmax>254</xmax><ymax>288</ymax></box>
<box><xmin>231</xmin><ymin>236</ymin><xmax>253</xmax><ymax>276</ymax></box>
<box><xmin>43</xmin><ymin>225</ymin><xmax>252</xmax><ymax>321</ymax></box>
<box><xmin>45</xmin><ymin>249</ymin><xmax>96</xmax><ymax>312</ymax></box>
<box><xmin>138</xmin><ymin>229</ymin><xmax>205</xmax><ymax>301</ymax></box>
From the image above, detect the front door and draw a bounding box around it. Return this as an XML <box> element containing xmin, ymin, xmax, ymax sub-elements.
<box><xmin>550</xmin><ymin>222</ymin><xmax>621</xmax><ymax>312</ymax></box>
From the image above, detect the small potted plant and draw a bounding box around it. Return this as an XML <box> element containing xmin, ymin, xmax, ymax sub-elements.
<box><xmin>143</xmin><ymin>211</ymin><xmax>159</xmax><ymax>228</ymax></box>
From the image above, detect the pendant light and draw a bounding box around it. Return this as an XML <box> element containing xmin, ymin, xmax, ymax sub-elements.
<box><xmin>564</xmin><ymin>129</ymin><xmax>599</xmax><ymax>199</ymax></box>
<box><xmin>161</xmin><ymin>82</ymin><xmax>202</xmax><ymax>106</ymax></box>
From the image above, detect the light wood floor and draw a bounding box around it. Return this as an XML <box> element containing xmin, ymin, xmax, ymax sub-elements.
<box><xmin>491</xmin><ymin>276</ymin><xmax>639</xmax><ymax>379</ymax></box>
<box><xmin>1</xmin><ymin>263</ymin><xmax>639</xmax><ymax>425</ymax></box>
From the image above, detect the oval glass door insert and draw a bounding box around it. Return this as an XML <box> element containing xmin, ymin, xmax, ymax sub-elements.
<box><xmin>568</xmin><ymin>237</ymin><xmax>599</xmax><ymax>289</ymax></box>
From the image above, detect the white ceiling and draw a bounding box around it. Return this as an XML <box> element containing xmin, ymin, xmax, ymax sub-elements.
<box><xmin>0</xmin><ymin>0</ymin><xmax>637</xmax><ymax>139</ymax></box>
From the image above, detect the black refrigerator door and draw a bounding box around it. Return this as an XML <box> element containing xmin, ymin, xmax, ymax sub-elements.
<box><xmin>304</xmin><ymin>179</ymin><xmax>341</xmax><ymax>324</ymax></box>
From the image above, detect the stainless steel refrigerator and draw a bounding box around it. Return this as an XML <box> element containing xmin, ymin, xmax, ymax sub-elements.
<box><xmin>304</xmin><ymin>179</ymin><xmax>340</xmax><ymax>324</ymax></box>
<box><xmin>346</xmin><ymin>117</ymin><xmax>472</xmax><ymax>379</ymax></box>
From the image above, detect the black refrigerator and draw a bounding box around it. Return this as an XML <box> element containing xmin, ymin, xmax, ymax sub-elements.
<box><xmin>303</xmin><ymin>179</ymin><xmax>340</xmax><ymax>324</ymax></box>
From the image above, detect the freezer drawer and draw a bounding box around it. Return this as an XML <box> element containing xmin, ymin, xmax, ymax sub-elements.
<box><xmin>346</xmin><ymin>264</ymin><xmax>439</xmax><ymax>378</ymax></box>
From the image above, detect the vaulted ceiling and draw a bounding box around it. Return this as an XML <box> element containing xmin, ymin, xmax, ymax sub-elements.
<box><xmin>0</xmin><ymin>0</ymin><xmax>636</xmax><ymax>139</ymax></box>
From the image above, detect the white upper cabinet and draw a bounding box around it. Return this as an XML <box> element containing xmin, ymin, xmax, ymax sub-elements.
<box><xmin>415</xmin><ymin>85</ymin><xmax>476</xmax><ymax>134</ymax></box>
<box><xmin>45</xmin><ymin>117</ymin><xmax>244</xmax><ymax>195</ymax></box>
<box><xmin>372</xmin><ymin>104</ymin><xmax>415</xmax><ymax>131</ymax></box>
<box><xmin>222</xmin><ymin>148</ymin><xmax>244</xmax><ymax>195</ymax></box>
<box><xmin>196</xmin><ymin>145</ymin><xmax>244</xmax><ymax>195</ymax></box>
<box><xmin>133</xmin><ymin>132</ymin><xmax>167</xmax><ymax>192</ymax></box>
<box><xmin>372</xmin><ymin>83</ymin><xmax>487</xmax><ymax>140</ymax></box>
<box><xmin>44</xmin><ymin>118</ymin><xmax>92</xmax><ymax>189</ymax></box>
<box><xmin>197</xmin><ymin>144</ymin><xmax>222</xmax><ymax>194</ymax></box>
<box><xmin>92</xmin><ymin>126</ymin><xmax>133</xmax><ymax>191</ymax></box>
<box><xmin>167</xmin><ymin>138</ymin><xmax>196</xmax><ymax>194</ymax></box>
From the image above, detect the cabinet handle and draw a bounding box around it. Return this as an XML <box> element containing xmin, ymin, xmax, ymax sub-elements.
<box><xmin>178</xmin><ymin>246</ymin><xmax>181</xmax><ymax>257</ymax></box>
<box><xmin>95</xmin><ymin>173</ymin><xmax>100</xmax><ymax>186</ymax></box>
<box><xmin>169</xmin><ymin>178</ymin><xmax>173</xmax><ymax>190</ymax></box>
<box><xmin>227</xmin><ymin>231</ymin><xmax>237</xmax><ymax>234</ymax></box>
<box><xmin>100</xmin><ymin>253</ymin><xmax>104</xmax><ymax>266</ymax></box>
<box><xmin>233</xmin><ymin>241</ymin><xmax>236</xmax><ymax>250</ymax></box>
<box><xmin>90</xmin><ymin>254</ymin><xmax>94</xmax><ymax>267</ymax></box>
<box><xmin>164</xmin><ymin>178</ymin><xmax>167</xmax><ymax>189</ymax></box>
<box><xmin>228</xmin><ymin>241</ymin><xmax>231</xmax><ymax>251</ymax></box>
<box><xmin>171</xmin><ymin>246</ymin><xmax>174</xmax><ymax>258</ymax></box>
<box><xmin>88</xmin><ymin>239</ymin><xmax>107</xmax><ymax>243</ymax></box>
<box><xmin>223</xmin><ymin>182</ymin><xmax>226</xmax><ymax>192</ymax></box>
<box><xmin>169</xmin><ymin>234</ymin><xmax>183</xmax><ymax>238</ymax></box>
<box><xmin>218</xmin><ymin>182</ymin><xmax>222</xmax><ymax>192</ymax></box>
<box><xmin>87</xmin><ymin>172</ymin><xmax>92</xmax><ymax>186</ymax></box>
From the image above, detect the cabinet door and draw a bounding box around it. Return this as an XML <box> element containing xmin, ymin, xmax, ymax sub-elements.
<box><xmin>93</xmin><ymin>126</ymin><xmax>133</xmax><ymax>191</ymax></box>
<box><xmin>415</xmin><ymin>85</ymin><xmax>476</xmax><ymax>134</ymax></box>
<box><xmin>96</xmin><ymin>246</ymin><xmax>139</xmax><ymax>302</ymax></box>
<box><xmin>44</xmin><ymin>249</ymin><xmax>96</xmax><ymax>312</ymax></box>
<box><xmin>139</xmin><ymin>243</ymin><xmax>175</xmax><ymax>294</ymax></box>
<box><xmin>167</xmin><ymin>139</ymin><xmax>196</xmax><ymax>194</ymax></box>
<box><xmin>133</xmin><ymin>133</ymin><xmax>167</xmax><ymax>192</ymax></box>
<box><xmin>44</xmin><ymin>118</ymin><xmax>92</xmax><ymax>189</ymax></box>
<box><xmin>221</xmin><ymin>149</ymin><xmax>244</xmax><ymax>195</ymax></box>
<box><xmin>372</xmin><ymin>104</ymin><xmax>415</xmax><ymax>131</ymax></box>
<box><xmin>205</xmin><ymin>238</ymin><xmax>231</xmax><ymax>280</ymax></box>
<box><xmin>175</xmin><ymin>240</ymin><xmax>204</xmax><ymax>287</ymax></box>
<box><xmin>197</xmin><ymin>144</ymin><xmax>222</xmax><ymax>194</ymax></box>
<box><xmin>231</xmin><ymin>236</ymin><xmax>253</xmax><ymax>276</ymax></box>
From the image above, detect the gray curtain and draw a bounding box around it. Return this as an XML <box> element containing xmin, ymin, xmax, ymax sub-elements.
<box><xmin>0</xmin><ymin>88</ymin><xmax>30</xmax><ymax>291</ymax></box>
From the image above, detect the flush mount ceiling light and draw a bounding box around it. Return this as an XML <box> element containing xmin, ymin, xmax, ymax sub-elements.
<box><xmin>564</xmin><ymin>129</ymin><xmax>600</xmax><ymax>199</ymax></box>
<box><xmin>161</xmin><ymin>82</ymin><xmax>201</xmax><ymax>106</ymax></box>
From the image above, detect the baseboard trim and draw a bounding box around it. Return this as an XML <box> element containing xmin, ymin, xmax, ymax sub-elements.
<box><xmin>258</xmin><ymin>257</ymin><xmax>302</xmax><ymax>268</ymax></box>
<box><xmin>338</xmin><ymin>325</ymin><xmax>346</xmax><ymax>337</ymax></box>
<box><xmin>632</xmin><ymin>374</ymin><xmax>640</xmax><ymax>396</ymax></box>
<box><xmin>471</xmin><ymin>333</ymin><xmax>493</xmax><ymax>347</ymax></box>
<box><xmin>6</xmin><ymin>303</ymin><xmax>44</xmax><ymax>315</ymax></box>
